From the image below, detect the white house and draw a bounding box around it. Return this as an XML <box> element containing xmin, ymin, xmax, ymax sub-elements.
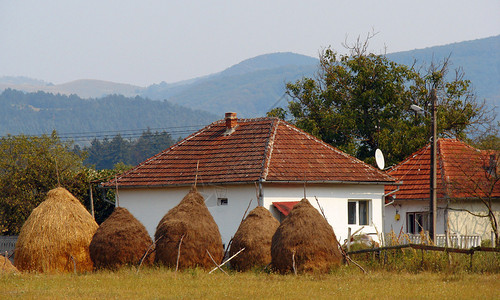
<box><xmin>384</xmin><ymin>138</ymin><xmax>500</xmax><ymax>246</ymax></box>
<box><xmin>102</xmin><ymin>112</ymin><xmax>396</xmax><ymax>248</ymax></box>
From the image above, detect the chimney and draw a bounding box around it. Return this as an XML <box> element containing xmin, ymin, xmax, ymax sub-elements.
<box><xmin>224</xmin><ymin>112</ymin><xmax>237</xmax><ymax>135</ymax></box>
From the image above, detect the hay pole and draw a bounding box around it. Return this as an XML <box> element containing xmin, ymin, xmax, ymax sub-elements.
<box><xmin>175</xmin><ymin>234</ymin><xmax>185</xmax><ymax>272</ymax></box>
<box><xmin>89</xmin><ymin>183</ymin><xmax>95</xmax><ymax>219</ymax></box>
<box><xmin>55</xmin><ymin>159</ymin><xmax>61</xmax><ymax>187</ymax></box>
<box><xmin>292</xmin><ymin>250</ymin><xmax>297</xmax><ymax>275</ymax></box>
<box><xmin>194</xmin><ymin>160</ymin><xmax>200</xmax><ymax>188</ymax></box>
<box><xmin>314</xmin><ymin>196</ymin><xmax>327</xmax><ymax>222</ymax></box>
<box><xmin>115</xmin><ymin>175</ymin><xmax>120</xmax><ymax>207</ymax></box>
<box><xmin>137</xmin><ymin>235</ymin><xmax>164</xmax><ymax>274</ymax></box>
<box><xmin>209</xmin><ymin>247</ymin><xmax>245</xmax><ymax>274</ymax></box>
<box><xmin>206</xmin><ymin>249</ymin><xmax>228</xmax><ymax>275</ymax></box>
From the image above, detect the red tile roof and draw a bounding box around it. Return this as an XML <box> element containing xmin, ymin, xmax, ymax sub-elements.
<box><xmin>104</xmin><ymin>116</ymin><xmax>395</xmax><ymax>188</ymax></box>
<box><xmin>386</xmin><ymin>138</ymin><xmax>500</xmax><ymax>201</ymax></box>
<box><xmin>273</xmin><ymin>201</ymin><xmax>299</xmax><ymax>216</ymax></box>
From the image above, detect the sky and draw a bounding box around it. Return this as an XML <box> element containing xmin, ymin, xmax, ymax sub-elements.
<box><xmin>1</xmin><ymin>0</ymin><xmax>499</xmax><ymax>87</ymax></box>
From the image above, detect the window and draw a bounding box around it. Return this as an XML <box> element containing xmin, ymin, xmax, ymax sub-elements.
<box><xmin>217</xmin><ymin>198</ymin><xmax>228</xmax><ymax>206</ymax></box>
<box><xmin>406</xmin><ymin>212</ymin><xmax>429</xmax><ymax>234</ymax></box>
<box><xmin>348</xmin><ymin>200</ymin><xmax>370</xmax><ymax>225</ymax></box>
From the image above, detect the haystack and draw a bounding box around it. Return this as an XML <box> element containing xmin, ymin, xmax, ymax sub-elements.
<box><xmin>154</xmin><ymin>187</ymin><xmax>223</xmax><ymax>269</ymax></box>
<box><xmin>271</xmin><ymin>198</ymin><xmax>342</xmax><ymax>274</ymax></box>
<box><xmin>89</xmin><ymin>207</ymin><xmax>154</xmax><ymax>269</ymax></box>
<box><xmin>14</xmin><ymin>187</ymin><xmax>98</xmax><ymax>273</ymax></box>
<box><xmin>1</xmin><ymin>255</ymin><xmax>18</xmax><ymax>273</ymax></box>
<box><xmin>229</xmin><ymin>206</ymin><xmax>279</xmax><ymax>271</ymax></box>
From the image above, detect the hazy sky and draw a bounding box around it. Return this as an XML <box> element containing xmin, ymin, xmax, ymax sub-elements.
<box><xmin>1</xmin><ymin>0</ymin><xmax>499</xmax><ymax>86</ymax></box>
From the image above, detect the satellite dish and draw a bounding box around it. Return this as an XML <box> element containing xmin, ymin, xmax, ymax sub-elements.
<box><xmin>375</xmin><ymin>149</ymin><xmax>385</xmax><ymax>170</ymax></box>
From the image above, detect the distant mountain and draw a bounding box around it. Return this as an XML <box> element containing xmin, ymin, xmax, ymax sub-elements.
<box><xmin>139</xmin><ymin>36</ymin><xmax>499</xmax><ymax>117</ymax></box>
<box><xmin>217</xmin><ymin>52</ymin><xmax>318</xmax><ymax>77</ymax></box>
<box><xmin>0</xmin><ymin>77</ymin><xmax>143</xmax><ymax>98</ymax></box>
<box><xmin>1</xmin><ymin>36</ymin><xmax>498</xmax><ymax>119</ymax></box>
<box><xmin>387</xmin><ymin>35</ymin><xmax>500</xmax><ymax>109</ymax></box>
<box><xmin>139</xmin><ymin>53</ymin><xmax>319</xmax><ymax>117</ymax></box>
<box><xmin>0</xmin><ymin>89</ymin><xmax>218</xmax><ymax>139</ymax></box>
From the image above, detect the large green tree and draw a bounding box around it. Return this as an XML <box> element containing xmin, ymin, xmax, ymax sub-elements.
<box><xmin>0</xmin><ymin>132</ymin><xmax>128</xmax><ymax>234</ymax></box>
<box><xmin>0</xmin><ymin>132</ymin><xmax>87</xmax><ymax>234</ymax></box>
<box><xmin>272</xmin><ymin>39</ymin><xmax>491</xmax><ymax>166</ymax></box>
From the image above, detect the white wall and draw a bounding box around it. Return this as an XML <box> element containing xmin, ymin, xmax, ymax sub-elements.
<box><xmin>119</xmin><ymin>184</ymin><xmax>258</xmax><ymax>248</ymax></box>
<box><xmin>384</xmin><ymin>200</ymin><xmax>447</xmax><ymax>236</ymax></box>
<box><xmin>448</xmin><ymin>200</ymin><xmax>500</xmax><ymax>240</ymax></box>
<box><xmin>119</xmin><ymin>182</ymin><xmax>386</xmax><ymax>248</ymax></box>
<box><xmin>262</xmin><ymin>183</ymin><xmax>385</xmax><ymax>244</ymax></box>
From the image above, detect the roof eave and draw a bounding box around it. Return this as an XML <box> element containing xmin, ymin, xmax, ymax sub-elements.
<box><xmin>262</xmin><ymin>180</ymin><xmax>398</xmax><ymax>185</ymax></box>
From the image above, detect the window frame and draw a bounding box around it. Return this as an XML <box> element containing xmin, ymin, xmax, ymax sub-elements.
<box><xmin>217</xmin><ymin>197</ymin><xmax>228</xmax><ymax>206</ymax></box>
<box><xmin>406</xmin><ymin>211</ymin><xmax>430</xmax><ymax>234</ymax></box>
<box><xmin>347</xmin><ymin>199</ymin><xmax>371</xmax><ymax>226</ymax></box>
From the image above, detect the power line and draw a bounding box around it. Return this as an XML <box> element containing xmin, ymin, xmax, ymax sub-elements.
<box><xmin>2</xmin><ymin>124</ymin><xmax>209</xmax><ymax>143</ymax></box>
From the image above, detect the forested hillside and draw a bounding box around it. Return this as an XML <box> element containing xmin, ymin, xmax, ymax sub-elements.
<box><xmin>78</xmin><ymin>130</ymin><xmax>177</xmax><ymax>170</ymax></box>
<box><xmin>0</xmin><ymin>89</ymin><xmax>218</xmax><ymax>137</ymax></box>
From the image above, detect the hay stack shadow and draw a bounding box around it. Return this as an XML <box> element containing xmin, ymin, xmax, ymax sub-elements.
<box><xmin>271</xmin><ymin>198</ymin><xmax>342</xmax><ymax>274</ymax></box>
<box><xmin>89</xmin><ymin>207</ymin><xmax>154</xmax><ymax>270</ymax></box>
<box><xmin>229</xmin><ymin>206</ymin><xmax>279</xmax><ymax>271</ymax></box>
<box><xmin>1</xmin><ymin>255</ymin><xmax>18</xmax><ymax>274</ymax></box>
<box><xmin>14</xmin><ymin>187</ymin><xmax>98</xmax><ymax>273</ymax></box>
<box><xmin>154</xmin><ymin>187</ymin><xmax>223</xmax><ymax>269</ymax></box>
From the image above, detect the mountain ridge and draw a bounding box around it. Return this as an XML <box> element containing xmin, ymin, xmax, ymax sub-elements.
<box><xmin>1</xmin><ymin>35</ymin><xmax>498</xmax><ymax>118</ymax></box>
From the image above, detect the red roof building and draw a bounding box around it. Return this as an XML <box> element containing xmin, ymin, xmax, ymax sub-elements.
<box><xmin>386</xmin><ymin>138</ymin><xmax>500</xmax><ymax>201</ymax></box>
<box><xmin>384</xmin><ymin>138</ymin><xmax>499</xmax><ymax>242</ymax></box>
<box><xmin>106</xmin><ymin>112</ymin><xmax>394</xmax><ymax>188</ymax></box>
<box><xmin>104</xmin><ymin>112</ymin><xmax>396</xmax><ymax>245</ymax></box>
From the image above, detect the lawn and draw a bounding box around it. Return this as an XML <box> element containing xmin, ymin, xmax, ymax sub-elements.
<box><xmin>1</xmin><ymin>266</ymin><xmax>499</xmax><ymax>299</ymax></box>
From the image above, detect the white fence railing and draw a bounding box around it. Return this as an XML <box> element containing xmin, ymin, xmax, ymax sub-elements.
<box><xmin>385</xmin><ymin>233</ymin><xmax>481</xmax><ymax>249</ymax></box>
<box><xmin>0</xmin><ymin>236</ymin><xmax>18</xmax><ymax>257</ymax></box>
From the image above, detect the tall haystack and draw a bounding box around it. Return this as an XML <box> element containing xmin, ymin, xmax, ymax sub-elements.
<box><xmin>154</xmin><ymin>187</ymin><xmax>223</xmax><ymax>269</ymax></box>
<box><xmin>229</xmin><ymin>206</ymin><xmax>279</xmax><ymax>271</ymax></box>
<box><xmin>271</xmin><ymin>198</ymin><xmax>342</xmax><ymax>274</ymax></box>
<box><xmin>14</xmin><ymin>187</ymin><xmax>98</xmax><ymax>273</ymax></box>
<box><xmin>89</xmin><ymin>207</ymin><xmax>154</xmax><ymax>270</ymax></box>
<box><xmin>1</xmin><ymin>255</ymin><xmax>18</xmax><ymax>273</ymax></box>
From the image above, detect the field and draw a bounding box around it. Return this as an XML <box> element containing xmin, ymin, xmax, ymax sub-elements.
<box><xmin>1</xmin><ymin>266</ymin><xmax>499</xmax><ymax>299</ymax></box>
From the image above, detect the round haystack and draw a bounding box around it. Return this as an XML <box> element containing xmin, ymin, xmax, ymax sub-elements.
<box><xmin>89</xmin><ymin>207</ymin><xmax>154</xmax><ymax>270</ymax></box>
<box><xmin>154</xmin><ymin>187</ymin><xmax>223</xmax><ymax>269</ymax></box>
<box><xmin>1</xmin><ymin>255</ymin><xmax>18</xmax><ymax>273</ymax></box>
<box><xmin>14</xmin><ymin>187</ymin><xmax>98</xmax><ymax>273</ymax></box>
<box><xmin>229</xmin><ymin>206</ymin><xmax>280</xmax><ymax>271</ymax></box>
<box><xmin>271</xmin><ymin>198</ymin><xmax>342</xmax><ymax>274</ymax></box>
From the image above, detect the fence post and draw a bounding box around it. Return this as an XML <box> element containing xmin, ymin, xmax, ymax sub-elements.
<box><xmin>347</xmin><ymin>227</ymin><xmax>351</xmax><ymax>252</ymax></box>
<box><xmin>469</xmin><ymin>251</ymin><xmax>473</xmax><ymax>271</ymax></box>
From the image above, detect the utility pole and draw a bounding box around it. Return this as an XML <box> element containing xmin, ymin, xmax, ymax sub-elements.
<box><xmin>430</xmin><ymin>89</ymin><xmax>437</xmax><ymax>243</ymax></box>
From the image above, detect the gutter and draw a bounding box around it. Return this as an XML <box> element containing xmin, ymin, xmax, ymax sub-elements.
<box><xmin>381</xmin><ymin>183</ymin><xmax>401</xmax><ymax>246</ymax></box>
<box><xmin>383</xmin><ymin>184</ymin><xmax>401</xmax><ymax>207</ymax></box>
<box><xmin>263</xmin><ymin>180</ymin><xmax>400</xmax><ymax>186</ymax></box>
<box><xmin>100</xmin><ymin>179</ymin><xmax>401</xmax><ymax>190</ymax></box>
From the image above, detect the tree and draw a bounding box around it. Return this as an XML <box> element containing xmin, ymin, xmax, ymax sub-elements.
<box><xmin>273</xmin><ymin>35</ymin><xmax>493</xmax><ymax>166</ymax></box>
<box><xmin>0</xmin><ymin>132</ymin><xmax>88</xmax><ymax>234</ymax></box>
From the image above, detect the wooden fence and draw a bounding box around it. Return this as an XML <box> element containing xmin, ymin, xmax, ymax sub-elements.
<box><xmin>347</xmin><ymin>243</ymin><xmax>499</xmax><ymax>269</ymax></box>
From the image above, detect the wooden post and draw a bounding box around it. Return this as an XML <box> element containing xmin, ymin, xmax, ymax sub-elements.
<box><xmin>429</xmin><ymin>89</ymin><xmax>437</xmax><ymax>243</ymax></box>
<box><xmin>347</xmin><ymin>227</ymin><xmax>352</xmax><ymax>252</ymax></box>
<box><xmin>89</xmin><ymin>183</ymin><xmax>95</xmax><ymax>219</ymax></box>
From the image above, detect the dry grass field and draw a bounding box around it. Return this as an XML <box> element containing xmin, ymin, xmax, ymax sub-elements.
<box><xmin>1</xmin><ymin>266</ymin><xmax>499</xmax><ymax>299</ymax></box>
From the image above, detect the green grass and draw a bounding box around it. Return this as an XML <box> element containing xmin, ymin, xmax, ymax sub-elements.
<box><xmin>1</xmin><ymin>266</ymin><xmax>499</xmax><ymax>299</ymax></box>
